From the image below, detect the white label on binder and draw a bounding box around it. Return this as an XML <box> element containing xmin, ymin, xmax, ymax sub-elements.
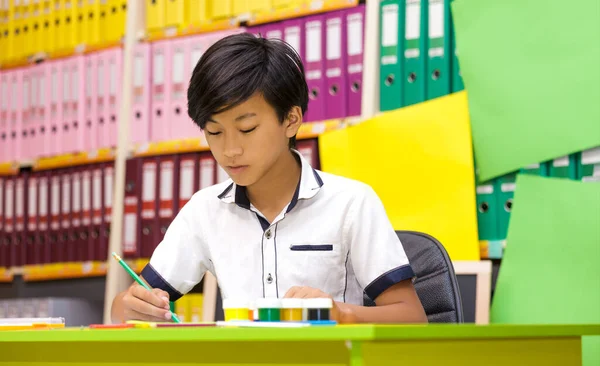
<box><xmin>406</xmin><ymin>0</ymin><xmax>421</xmax><ymax>41</ymax></box>
<box><xmin>285</xmin><ymin>26</ymin><xmax>301</xmax><ymax>55</ymax></box>
<box><xmin>153</xmin><ymin>53</ymin><xmax>164</xmax><ymax>85</ymax></box>
<box><xmin>266</xmin><ymin>29</ymin><xmax>282</xmax><ymax>40</ymax></box>
<box><xmin>72</xmin><ymin>174</ymin><xmax>81</xmax><ymax>213</ymax></box>
<box><xmin>86</xmin><ymin>63</ymin><xmax>92</xmax><ymax>97</ymax></box>
<box><xmin>97</xmin><ymin>62</ymin><xmax>104</xmax><ymax>96</ymax></box>
<box><xmin>200</xmin><ymin>159</ymin><xmax>215</xmax><ymax>189</ymax></box>
<box><xmin>62</xmin><ymin>176</ymin><xmax>70</xmax><ymax>215</ymax></box>
<box><xmin>5</xmin><ymin>181</ymin><xmax>13</xmax><ymax>219</ymax></box>
<box><xmin>191</xmin><ymin>48</ymin><xmax>203</xmax><ymax>69</ymax></box>
<box><xmin>160</xmin><ymin>162</ymin><xmax>174</xmax><ymax>200</ymax></box>
<box><xmin>429</xmin><ymin>0</ymin><xmax>444</xmax><ymax>39</ymax></box>
<box><xmin>38</xmin><ymin>179</ymin><xmax>47</xmax><ymax>217</ymax></box>
<box><xmin>382</xmin><ymin>4</ymin><xmax>398</xmax><ymax>47</ymax></box>
<box><xmin>553</xmin><ymin>156</ymin><xmax>569</xmax><ymax>167</ymax></box>
<box><xmin>173</xmin><ymin>49</ymin><xmax>185</xmax><ymax>84</ymax></box>
<box><xmin>109</xmin><ymin>60</ymin><xmax>117</xmax><ymax>96</ymax></box>
<box><xmin>306</xmin><ymin>21</ymin><xmax>322</xmax><ymax>63</ymax></box>
<box><xmin>15</xmin><ymin>180</ymin><xmax>24</xmax><ymax>218</ymax></box>
<box><xmin>51</xmin><ymin>178</ymin><xmax>60</xmax><ymax>216</ymax></box>
<box><xmin>326</xmin><ymin>17</ymin><xmax>341</xmax><ymax>61</ymax></box>
<box><xmin>582</xmin><ymin>147</ymin><xmax>600</xmax><ymax>165</ymax></box>
<box><xmin>28</xmin><ymin>179</ymin><xmax>37</xmax><ymax>218</ymax></box>
<box><xmin>476</xmin><ymin>185</ymin><xmax>493</xmax><ymax>195</ymax></box>
<box><xmin>93</xmin><ymin>170</ymin><xmax>101</xmax><ymax>210</ymax></box>
<box><xmin>347</xmin><ymin>13</ymin><xmax>363</xmax><ymax>56</ymax></box>
<box><xmin>180</xmin><ymin>161</ymin><xmax>194</xmax><ymax>200</ymax></box>
<box><xmin>124</xmin><ymin>214</ymin><xmax>137</xmax><ymax>251</ymax></box>
<box><xmin>39</xmin><ymin>74</ymin><xmax>45</xmax><ymax>106</ymax></box>
<box><xmin>105</xmin><ymin>167</ymin><xmax>113</xmax><ymax>209</ymax></box>
<box><xmin>1</xmin><ymin>77</ymin><xmax>8</xmax><ymax>109</ymax></box>
<box><xmin>134</xmin><ymin>55</ymin><xmax>144</xmax><ymax>87</ymax></box>
<box><xmin>71</xmin><ymin>68</ymin><xmax>79</xmax><ymax>102</ymax></box>
<box><xmin>142</xmin><ymin>163</ymin><xmax>156</xmax><ymax>201</ymax></box>
<box><xmin>22</xmin><ymin>78</ymin><xmax>29</xmax><ymax>110</ymax></box>
<box><xmin>63</xmin><ymin>68</ymin><xmax>70</xmax><ymax>103</ymax></box>
<box><xmin>82</xmin><ymin>173</ymin><xmax>91</xmax><ymax>211</ymax></box>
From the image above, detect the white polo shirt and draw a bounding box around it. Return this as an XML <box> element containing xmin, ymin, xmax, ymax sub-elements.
<box><xmin>142</xmin><ymin>150</ymin><xmax>414</xmax><ymax>305</ymax></box>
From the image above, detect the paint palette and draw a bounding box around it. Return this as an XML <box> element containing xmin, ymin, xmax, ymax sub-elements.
<box><xmin>223</xmin><ymin>298</ymin><xmax>335</xmax><ymax>325</ymax></box>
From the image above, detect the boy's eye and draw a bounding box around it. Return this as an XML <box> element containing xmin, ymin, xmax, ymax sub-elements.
<box><xmin>241</xmin><ymin>127</ymin><xmax>256</xmax><ymax>134</ymax></box>
<box><xmin>206</xmin><ymin>131</ymin><xmax>221</xmax><ymax>136</ymax></box>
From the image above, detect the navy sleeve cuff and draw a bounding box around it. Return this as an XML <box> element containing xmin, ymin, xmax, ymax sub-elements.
<box><xmin>141</xmin><ymin>264</ymin><xmax>184</xmax><ymax>301</ymax></box>
<box><xmin>364</xmin><ymin>264</ymin><xmax>416</xmax><ymax>301</ymax></box>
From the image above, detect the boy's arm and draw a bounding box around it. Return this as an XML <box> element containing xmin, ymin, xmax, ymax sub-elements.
<box><xmin>284</xmin><ymin>280</ymin><xmax>427</xmax><ymax>324</ymax></box>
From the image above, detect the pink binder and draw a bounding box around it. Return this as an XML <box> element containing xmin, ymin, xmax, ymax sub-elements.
<box><xmin>324</xmin><ymin>10</ymin><xmax>347</xmax><ymax>120</ymax></box>
<box><xmin>20</xmin><ymin>68</ymin><xmax>33</xmax><ymax>160</ymax></box>
<box><xmin>106</xmin><ymin>48</ymin><xmax>122</xmax><ymax>148</ymax></box>
<box><xmin>84</xmin><ymin>53</ymin><xmax>99</xmax><ymax>152</ymax></box>
<box><xmin>0</xmin><ymin>71</ymin><xmax>10</xmax><ymax>162</ymax></box>
<box><xmin>49</xmin><ymin>61</ymin><xmax>63</xmax><ymax>156</ymax></box>
<box><xmin>60</xmin><ymin>59</ymin><xmax>74</xmax><ymax>155</ymax></box>
<box><xmin>95</xmin><ymin>51</ymin><xmax>108</xmax><ymax>149</ymax></box>
<box><xmin>186</xmin><ymin>34</ymin><xmax>211</xmax><ymax>137</ymax></box>
<box><xmin>303</xmin><ymin>15</ymin><xmax>326</xmax><ymax>122</ymax></box>
<box><xmin>131</xmin><ymin>43</ymin><xmax>151</xmax><ymax>145</ymax></box>
<box><xmin>36</xmin><ymin>62</ymin><xmax>52</xmax><ymax>158</ymax></box>
<box><xmin>9</xmin><ymin>69</ymin><xmax>24</xmax><ymax>161</ymax></box>
<box><xmin>151</xmin><ymin>40</ymin><xmax>170</xmax><ymax>143</ymax></box>
<box><xmin>67</xmin><ymin>55</ymin><xmax>86</xmax><ymax>153</ymax></box>
<box><xmin>346</xmin><ymin>5</ymin><xmax>365</xmax><ymax>117</ymax></box>
<box><xmin>168</xmin><ymin>37</ymin><xmax>189</xmax><ymax>141</ymax></box>
<box><xmin>24</xmin><ymin>67</ymin><xmax>37</xmax><ymax>160</ymax></box>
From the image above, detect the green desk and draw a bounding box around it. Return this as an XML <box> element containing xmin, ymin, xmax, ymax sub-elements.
<box><xmin>0</xmin><ymin>324</ymin><xmax>598</xmax><ymax>365</ymax></box>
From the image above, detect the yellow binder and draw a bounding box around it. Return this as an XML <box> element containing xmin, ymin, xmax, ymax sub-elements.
<box><xmin>105</xmin><ymin>0</ymin><xmax>126</xmax><ymax>43</ymax></box>
<box><xmin>20</xmin><ymin>0</ymin><xmax>33</xmax><ymax>58</ymax></box>
<box><xmin>209</xmin><ymin>0</ymin><xmax>233</xmax><ymax>21</ymax></box>
<box><xmin>0</xmin><ymin>1</ymin><xmax>9</xmax><ymax>63</ymax></box>
<box><xmin>84</xmin><ymin>0</ymin><xmax>100</xmax><ymax>46</ymax></box>
<box><xmin>146</xmin><ymin>0</ymin><xmax>165</xmax><ymax>33</ymax></box>
<box><xmin>188</xmin><ymin>0</ymin><xmax>207</xmax><ymax>31</ymax></box>
<box><xmin>7</xmin><ymin>0</ymin><xmax>21</xmax><ymax>61</ymax></box>
<box><xmin>53</xmin><ymin>0</ymin><xmax>67</xmax><ymax>51</ymax></box>
<box><xmin>232</xmin><ymin>0</ymin><xmax>249</xmax><ymax>18</ymax></box>
<box><xmin>165</xmin><ymin>0</ymin><xmax>187</xmax><ymax>30</ymax></box>
<box><xmin>30</xmin><ymin>0</ymin><xmax>43</xmax><ymax>55</ymax></box>
<box><xmin>40</xmin><ymin>0</ymin><xmax>55</xmax><ymax>54</ymax></box>
<box><xmin>63</xmin><ymin>0</ymin><xmax>78</xmax><ymax>50</ymax></box>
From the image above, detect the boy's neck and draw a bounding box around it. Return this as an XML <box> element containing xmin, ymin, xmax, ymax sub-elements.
<box><xmin>246</xmin><ymin>149</ymin><xmax>301</xmax><ymax>222</ymax></box>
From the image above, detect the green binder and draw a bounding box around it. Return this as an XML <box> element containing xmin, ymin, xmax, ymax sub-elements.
<box><xmin>426</xmin><ymin>0</ymin><xmax>452</xmax><ymax>100</ymax></box>
<box><xmin>577</xmin><ymin>147</ymin><xmax>600</xmax><ymax>181</ymax></box>
<box><xmin>549</xmin><ymin>154</ymin><xmax>578</xmax><ymax>180</ymax></box>
<box><xmin>403</xmin><ymin>0</ymin><xmax>427</xmax><ymax>106</ymax></box>
<box><xmin>520</xmin><ymin>162</ymin><xmax>548</xmax><ymax>176</ymax></box>
<box><xmin>379</xmin><ymin>0</ymin><xmax>405</xmax><ymax>112</ymax></box>
<box><xmin>494</xmin><ymin>172</ymin><xmax>517</xmax><ymax>240</ymax></box>
<box><xmin>474</xmin><ymin>162</ymin><xmax>500</xmax><ymax>241</ymax></box>
<box><xmin>449</xmin><ymin>0</ymin><xmax>464</xmax><ymax>92</ymax></box>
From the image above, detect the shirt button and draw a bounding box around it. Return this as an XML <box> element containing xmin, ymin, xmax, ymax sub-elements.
<box><xmin>266</xmin><ymin>273</ymin><xmax>273</xmax><ymax>284</ymax></box>
<box><xmin>265</xmin><ymin>229</ymin><xmax>272</xmax><ymax>239</ymax></box>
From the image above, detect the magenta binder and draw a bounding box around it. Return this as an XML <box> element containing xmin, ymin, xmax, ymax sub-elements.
<box><xmin>345</xmin><ymin>5</ymin><xmax>365</xmax><ymax>117</ymax></box>
<box><xmin>167</xmin><ymin>37</ymin><xmax>189</xmax><ymax>141</ymax></box>
<box><xmin>262</xmin><ymin>22</ymin><xmax>283</xmax><ymax>40</ymax></box>
<box><xmin>131</xmin><ymin>43</ymin><xmax>151</xmax><ymax>145</ymax></box>
<box><xmin>324</xmin><ymin>10</ymin><xmax>347</xmax><ymax>120</ymax></box>
<box><xmin>84</xmin><ymin>54</ymin><xmax>99</xmax><ymax>152</ymax></box>
<box><xmin>49</xmin><ymin>61</ymin><xmax>63</xmax><ymax>157</ymax></box>
<box><xmin>151</xmin><ymin>40</ymin><xmax>170</xmax><ymax>143</ymax></box>
<box><xmin>106</xmin><ymin>48</ymin><xmax>122</xmax><ymax>148</ymax></box>
<box><xmin>303</xmin><ymin>15</ymin><xmax>326</xmax><ymax>122</ymax></box>
<box><xmin>283</xmin><ymin>19</ymin><xmax>304</xmax><ymax>61</ymax></box>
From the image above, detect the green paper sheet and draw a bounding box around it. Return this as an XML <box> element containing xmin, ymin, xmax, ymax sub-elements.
<box><xmin>490</xmin><ymin>175</ymin><xmax>600</xmax><ymax>365</ymax></box>
<box><xmin>451</xmin><ymin>0</ymin><xmax>600</xmax><ymax>181</ymax></box>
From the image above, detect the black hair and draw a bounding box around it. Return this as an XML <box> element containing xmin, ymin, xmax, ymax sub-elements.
<box><xmin>187</xmin><ymin>32</ymin><xmax>309</xmax><ymax>148</ymax></box>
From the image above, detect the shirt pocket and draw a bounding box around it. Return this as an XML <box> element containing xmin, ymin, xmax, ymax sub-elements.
<box><xmin>289</xmin><ymin>244</ymin><xmax>333</xmax><ymax>252</ymax></box>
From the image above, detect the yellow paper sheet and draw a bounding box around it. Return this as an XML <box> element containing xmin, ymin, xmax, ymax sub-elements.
<box><xmin>319</xmin><ymin>92</ymin><xmax>479</xmax><ymax>260</ymax></box>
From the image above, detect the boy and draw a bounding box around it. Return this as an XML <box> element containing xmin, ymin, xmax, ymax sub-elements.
<box><xmin>111</xmin><ymin>33</ymin><xmax>427</xmax><ymax>324</ymax></box>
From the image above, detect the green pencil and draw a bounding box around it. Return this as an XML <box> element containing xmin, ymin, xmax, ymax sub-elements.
<box><xmin>111</xmin><ymin>252</ymin><xmax>181</xmax><ymax>323</ymax></box>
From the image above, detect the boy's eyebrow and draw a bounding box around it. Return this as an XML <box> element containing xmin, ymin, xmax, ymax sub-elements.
<box><xmin>234</xmin><ymin>113</ymin><xmax>257</xmax><ymax>122</ymax></box>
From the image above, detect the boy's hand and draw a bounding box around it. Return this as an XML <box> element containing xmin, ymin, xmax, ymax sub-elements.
<box><xmin>121</xmin><ymin>283</ymin><xmax>173</xmax><ymax>322</ymax></box>
<box><xmin>284</xmin><ymin>286</ymin><xmax>358</xmax><ymax>324</ymax></box>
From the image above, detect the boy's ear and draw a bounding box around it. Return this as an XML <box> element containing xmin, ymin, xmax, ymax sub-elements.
<box><xmin>285</xmin><ymin>106</ymin><xmax>302</xmax><ymax>139</ymax></box>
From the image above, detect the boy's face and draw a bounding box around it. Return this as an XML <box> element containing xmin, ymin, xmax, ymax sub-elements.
<box><xmin>204</xmin><ymin>93</ymin><xmax>301</xmax><ymax>187</ymax></box>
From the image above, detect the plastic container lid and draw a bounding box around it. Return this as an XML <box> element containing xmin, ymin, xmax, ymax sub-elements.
<box><xmin>303</xmin><ymin>298</ymin><xmax>333</xmax><ymax>309</ymax></box>
<box><xmin>255</xmin><ymin>298</ymin><xmax>282</xmax><ymax>309</ymax></box>
<box><xmin>281</xmin><ymin>298</ymin><xmax>304</xmax><ymax>309</ymax></box>
<box><xmin>222</xmin><ymin>299</ymin><xmax>250</xmax><ymax>309</ymax></box>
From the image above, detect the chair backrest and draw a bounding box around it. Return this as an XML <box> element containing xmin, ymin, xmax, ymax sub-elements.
<box><xmin>364</xmin><ymin>230</ymin><xmax>464</xmax><ymax>323</ymax></box>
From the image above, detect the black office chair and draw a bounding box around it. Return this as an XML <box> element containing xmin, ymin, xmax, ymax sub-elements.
<box><xmin>364</xmin><ymin>230</ymin><xmax>464</xmax><ymax>323</ymax></box>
